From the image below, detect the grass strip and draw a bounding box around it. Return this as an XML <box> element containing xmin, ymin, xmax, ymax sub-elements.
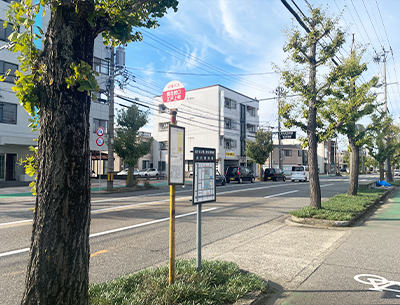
<box><xmin>290</xmin><ymin>188</ymin><xmax>386</xmax><ymax>221</ymax></box>
<box><xmin>89</xmin><ymin>259</ymin><xmax>267</xmax><ymax>305</ymax></box>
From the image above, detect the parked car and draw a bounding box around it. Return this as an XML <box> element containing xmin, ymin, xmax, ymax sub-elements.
<box><xmin>215</xmin><ymin>170</ymin><xmax>226</xmax><ymax>186</ymax></box>
<box><xmin>394</xmin><ymin>169</ymin><xmax>400</xmax><ymax>176</ymax></box>
<box><xmin>116</xmin><ymin>168</ymin><xmax>139</xmax><ymax>176</ymax></box>
<box><xmin>263</xmin><ymin>168</ymin><xmax>286</xmax><ymax>181</ymax></box>
<box><xmin>225</xmin><ymin>166</ymin><xmax>255</xmax><ymax>184</ymax></box>
<box><xmin>138</xmin><ymin>168</ymin><xmax>159</xmax><ymax>178</ymax></box>
<box><xmin>291</xmin><ymin>165</ymin><xmax>309</xmax><ymax>182</ymax></box>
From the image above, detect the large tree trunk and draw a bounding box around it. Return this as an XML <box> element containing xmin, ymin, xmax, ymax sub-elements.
<box><xmin>348</xmin><ymin>137</ymin><xmax>359</xmax><ymax>196</ymax></box>
<box><xmin>379</xmin><ymin>161</ymin><xmax>385</xmax><ymax>181</ymax></box>
<box><xmin>307</xmin><ymin>43</ymin><xmax>321</xmax><ymax>209</ymax></box>
<box><xmin>22</xmin><ymin>3</ymin><xmax>95</xmax><ymax>305</ymax></box>
<box><xmin>387</xmin><ymin>156</ymin><xmax>393</xmax><ymax>182</ymax></box>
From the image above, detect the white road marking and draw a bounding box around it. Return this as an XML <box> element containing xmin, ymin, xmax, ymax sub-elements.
<box><xmin>0</xmin><ymin>208</ymin><xmax>218</xmax><ymax>258</ymax></box>
<box><xmin>0</xmin><ymin>248</ymin><xmax>30</xmax><ymax>258</ymax></box>
<box><xmin>0</xmin><ymin>184</ymin><xmax>286</xmax><ymax>226</ymax></box>
<box><xmin>0</xmin><ymin>219</ymin><xmax>32</xmax><ymax>227</ymax></box>
<box><xmin>320</xmin><ymin>183</ymin><xmax>335</xmax><ymax>188</ymax></box>
<box><xmin>264</xmin><ymin>190</ymin><xmax>298</xmax><ymax>198</ymax></box>
<box><xmin>354</xmin><ymin>274</ymin><xmax>400</xmax><ymax>297</ymax></box>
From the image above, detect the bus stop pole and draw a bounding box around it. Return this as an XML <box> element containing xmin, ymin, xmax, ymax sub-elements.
<box><xmin>169</xmin><ymin>109</ymin><xmax>177</xmax><ymax>285</ymax></box>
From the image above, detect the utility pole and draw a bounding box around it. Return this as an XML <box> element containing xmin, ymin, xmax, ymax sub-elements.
<box><xmin>275</xmin><ymin>86</ymin><xmax>285</xmax><ymax>170</ymax></box>
<box><xmin>106</xmin><ymin>46</ymin><xmax>125</xmax><ymax>191</ymax></box>
<box><xmin>107</xmin><ymin>47</ymin><xmax>115</xmax><ymax>191</ymax></box>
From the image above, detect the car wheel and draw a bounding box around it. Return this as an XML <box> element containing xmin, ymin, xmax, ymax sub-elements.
<box><xmin>251</xmin><ymin>177</ymin><xmax>255</xmax><ymax>183</ymax></box>
<box><xmin>283</xmin><ymin>177</ymin><xmax>286</xmax><ymax>182</ymax></box>
<box><xmin>292</xmin><ymin>180</ymin><xmax>295</xmax><ymax>182</ymax></box>
<box><xmin>304</xmin><ymin>177</ymin><xmax>307</xmax><ymax>182</ymax></box>
<box><xmin>222</xmin><ymin>179</ymin><xmax>226</xmax><ymax>186</ymax></box>
<box><xmin>239</xmin><ymin>178</ymin><xmax>242</xmax><ymax>184</ymax></box>
<box><xmin>226</xmin><ymin>180</ymin><xmax>230</xmax><ymax>184</ymax></box>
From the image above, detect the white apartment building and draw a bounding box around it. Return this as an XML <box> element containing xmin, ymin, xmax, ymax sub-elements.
<box><xmin>153</xmin><ymin>85</ymin><xmax>259</xmax><ymax>176</ymax></box>
<box><xmin>0</xmin><ymin>1</ymin><xmax>109</xmax><ymax>181</ymax></box>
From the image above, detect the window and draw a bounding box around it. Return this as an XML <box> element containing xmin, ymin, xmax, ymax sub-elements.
<box><xmin>0</xmin><ymin>61</ymin><xmax>18</xmax><ymax>83</ymax></box>
<box><xmin>93</xmin><ymin>57</ymin><xmax>109</xmax><ymax>75</ymax></box>
<box><xmin>247</xmin><ymin>124</ymin><xmax>256</xmax><ymax>133</ymax></box>
<box><xmin>158</xmin><ymin>122</ymin><xmax>169</xmax><ymax>132</ymax></box>
<box><xmin>224</xmin><ymin>138</ymin><xmax>237</xmax><ymax>149</ymax></box>
<box><xmin>284</xmin><ymin>149</ymin><xmax>292</xmax><ymax>157</ymax></box>
<box><xmin>298</xmin><ymin>150</ymin><xmax>302</xmax><ymax>157</ymax></box>
<box><xmin>0</xmin><ymin>102</ymin><xmax>17</xmax><ymax>124</ymax></box>
<box><xmin>224</xmin><ymin>118</ymin><xmax>236</xmax><ymax>130</ymax></box>
<box><xmin>93</xmin><ymin>118</ymin><xmax>108</xmax><ymax>133</ymax></box>
<box><xmin>159</xmin><ymin>103</ymin><xmax>168</xmax><ymax>113</ymax></box>
<box><xmin>247</xmin><ymin>106</ymin><xmax>256</xmax><ymax>116</ymax></box>
<box><xmin>0</xmin><ymin>20</ymin><xmax>16</xmax><ymax>42</ymax></box>
<box><xmin>224</xmin><ymin>97</ymin><xmax>237</xmax><ymax>109</ymax></box>
<box><xmin>142</xmin><ymin>160</ymin><xmax>149</xmax><ymax>169</ymax></box>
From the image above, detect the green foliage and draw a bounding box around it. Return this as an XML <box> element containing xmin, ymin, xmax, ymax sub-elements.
<box><xmin>290</xmin><ymin>188</ymin><xmax>385</xmax><ymax>221</ymax></box>
<box><xmin>114</xmin><ymin>104</ymin><xmax>152</xmax><ymax>169</ymax></box>
<box><xmin>19</xmin><ymin>145</ymin><xmax>38</xmax><ymax>195</ymax></box>
<box><xmin>88</xmin><ymin>259</ymin><xmax>267</xmax><ymax>305</ymax></box>
<box><xmin>245</xmin><ymin>129</ymin><xmax>273</xmax><ymax>166</ymax></box>
<box><xmin>365</xmin><ymin>114</ymin><xmax>398</xmax><ymax>164</ymax></box>
<box><xmin>275</xmin><ymin>6</ymin><xmax>346</xmax><ymax>143</ymax></box>
<box><xmin>65</xmin><ymin>61</ymin><xmax>99</xmax><ymax>94</ymax></box>
<box><xmin>320</xmin><ymin>48</ymin><xmax>378</xmax><ymax>145</ymax></box>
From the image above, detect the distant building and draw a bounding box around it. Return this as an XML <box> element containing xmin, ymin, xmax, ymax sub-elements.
<box><xmin>153</xmin><ymin>85</ymin><xmax>259</xmax><ymax>176</ymax></box>
<box><xmin>265</xmin><ymin>138</ymin><xmax>338</xmax><ymax>174</ymax></box>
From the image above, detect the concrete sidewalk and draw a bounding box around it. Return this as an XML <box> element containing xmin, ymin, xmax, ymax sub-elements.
<box><xmin>179</xmin><ymin>187</ymin><xmax>396</xmax><ymax>305</ymax></box>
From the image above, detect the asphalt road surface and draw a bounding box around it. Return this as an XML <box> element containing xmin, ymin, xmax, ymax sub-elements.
<box><xmin>0</xmin><ymin>175</ymin><xmax>380</xmax><ymax>304</ymax></box>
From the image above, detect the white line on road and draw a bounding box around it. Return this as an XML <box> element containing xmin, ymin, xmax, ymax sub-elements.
<box><xmin>320</xmin><ymin>183</ymin><xmax>335</xmax><ymax>188</ymax></box>
<box><xmin>90</xmin><ymin>207</ymin><xmax>217</xmax><ymax>237</ymax></box>
<box><xmin>0</xmin><ymin>219</ymin><xmax>32</xmax><ymax>227</ymax></box>
<box><xmin>264</xmin><ymin>190</ymin><xmax>298</xmax><ymax>198</ymax></box>
<box><xmin>0</xmin><ymin>207</ymin><xmax>218</xmax><ymax>258</ymax></box>
<box><xmin>0</xmin><ymin>184</ymin><xmax>287</xmax><ymax>227</ymax></box>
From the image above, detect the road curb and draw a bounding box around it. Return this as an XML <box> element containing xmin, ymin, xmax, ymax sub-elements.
<box><xmin>286</xmin><ymin>186</ymin><xmax>396</xmax><ymax>228</ymax></box>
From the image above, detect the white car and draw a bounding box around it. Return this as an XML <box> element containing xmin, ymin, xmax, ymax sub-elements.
<box><xmin>138</xmin><ymin>168</ymin><xmax>159</xmax><ymax>177</ymax></box>
<box><xmin>116</xmin><ymin>168</ymin><xmax>139</xmax><ymax>176</ymax></box>
<box><xmin>394</xmin><ymin>169</ymin><xmax>400</xmax><ymax>176</ymax></box>
<box><xmin>291</xmin><ymin>165</ymin><xmax>309</xmax><ymax>182</ymax></box>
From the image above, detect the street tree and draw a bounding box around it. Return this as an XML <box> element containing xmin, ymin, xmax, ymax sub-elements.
<box><xmin>4</xmin><ymin>1</ymin><xmax>178</xmax><ymax>304</ymax></box>
<box><xmin>365</xmin><ymin>114</ymin><xmax>398</xmax><ymax>181</ymax></box>
<box><xmin>244</xmin><ymin>128</ymin><xmax>274</xmax><ymax>179</ymax></box>
<box><xmin>364</xmin><ymin>155</ymin><xmax>378</xmax><ymax>172</ymax></box>
<box><xmin>114</xmin><ymin>105</ymin><xmax>152</xmax><ymax>187</ymax></box>
<box><xmin>276</xmin><ymin>6</ymin><xmax>345</xmax><ymax>208</ymax></box>
<box><xmin>320</xmin><ymin>49</ymin><xmax>378</xmax><ymax>195</ymax></box>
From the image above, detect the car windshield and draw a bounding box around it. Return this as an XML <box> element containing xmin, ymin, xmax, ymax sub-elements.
<box><xmin>226</xmin><ymin>167</ymin><xmax>237</xmax><ymax>175</ymax></box>
<box><xmin>292</xmin><ymin>167</ymin><xmax>304</xmax><ymax>171</ymax></box>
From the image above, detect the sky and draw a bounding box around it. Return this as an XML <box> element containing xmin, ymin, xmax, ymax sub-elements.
<box><xmin>114</xmin><ymin>0</ymin><xmax>400</xmax><ymax>149</ymax></box>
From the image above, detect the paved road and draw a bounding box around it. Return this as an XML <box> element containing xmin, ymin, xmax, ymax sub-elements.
<box><xmin>275</xmin><ymin>187</ymin><xmax>400</xmax><ymax>305</ymax></box>
<box><xmin>0</xmin><ymin>175</ymin><xmax>381</xmax><ymax>304</ymax></box>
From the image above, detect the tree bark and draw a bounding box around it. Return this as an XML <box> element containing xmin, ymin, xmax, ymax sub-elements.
<box><xmin>127</xmin><ymin>166</ymin><xmax>136</xmax><ymax>187</ymax></box>
<box><xmin>348</xmin><ymin>136</ymin><xmax>359</xmax><ymax>196</ymax></box>
<box><xmin>307</xmin><ymin>41</ymin><xmax>321</xmax><ymax>209</ymax></box>
<box><xmin>387</xmin><ymin>156</ymin><xmax>393</xmax><ymax>182</ymax></box>
<box><xmin>379</xmin><ymin>161</ymin><xmax>385</xmax><ymax>181</ymax></box>
<box><xmin>21</xmin><ymin>3</ymin><xmax>95</xmax><ymax>305</ymax></box>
